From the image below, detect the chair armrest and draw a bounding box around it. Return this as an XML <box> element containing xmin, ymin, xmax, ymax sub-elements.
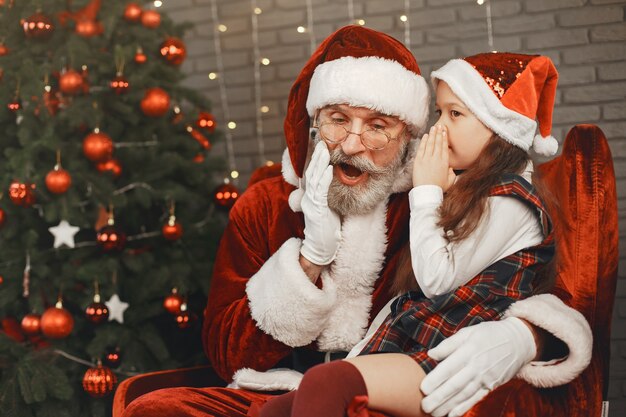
<box><xmin>112</xmin><ymin>366</ymin><xmax>226</xmax><ymax>417</ymax></box>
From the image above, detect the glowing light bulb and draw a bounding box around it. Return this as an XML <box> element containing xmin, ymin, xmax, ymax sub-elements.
<box><xmin>254</xmin><ymin>7</ymin><xmax>262</xmax><ymax>14</ymax></box>
<box><xmin>297</xmin><ymin>26</ymin><xmax>306</xmax><ymax>33</ymax></box>
<box><xmin>231</xmin><ymin>170</ymin><xmax>239</xmax><ymax>179</ymax></box>
<box><xmin>261</xmin><ymin>58</ymin><xmax>270</xmax><ymax>65</ymax></box>
<box><xmin>228</xmin><ymin>121</ymin><xmax>237</xmax><ymax>129</ymax></box>
<box><xmin>208</xmin><ymin>72</ymin><xmax>218</xmax><ymax>80</ymax></box>
<box><xmin>218</xmin><ymin>24</ymin><xmax>228</xmax><ymax>32</ymax></box>
<box><xmin>400</xmin><ymin>15</ymin><xmax>408</xmax><ymax>22</ymax></box>
<box><xmin>260</xmin><ymin>105</ymin><xmax>269</xmax><ymax>113</ymax></box>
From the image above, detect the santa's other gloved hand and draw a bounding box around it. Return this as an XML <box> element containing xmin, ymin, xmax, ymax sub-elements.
<box><xmin>420</xmin><ymin>317</ymin><xmax>536</xmax><ymax>417</ymax></box>
<box><xmin>300</xmin><ymin>141</ymin><xmax>341</xmax><ymax>266</ymax></box>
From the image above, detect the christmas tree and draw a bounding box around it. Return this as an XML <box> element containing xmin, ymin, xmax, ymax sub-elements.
<box><xmin>0</xmin><ymin>1</ymin><xmax>231</xmax><ymax>415</ymax></box>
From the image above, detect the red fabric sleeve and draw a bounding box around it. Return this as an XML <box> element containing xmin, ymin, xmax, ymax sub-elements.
<box><xmin>202</xmin><ymin>180</ymin><xmax>299</xmax><ymax>382</ymax></box>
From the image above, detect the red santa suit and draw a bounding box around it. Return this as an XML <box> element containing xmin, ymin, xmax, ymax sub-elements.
<box><xmin>203</xmin><ymin>26</ymin><xmax>591</xmax><ymax>393</ymax></box>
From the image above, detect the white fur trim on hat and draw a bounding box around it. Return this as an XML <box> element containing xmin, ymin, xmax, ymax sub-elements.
<box><xmin>503</xmin><ymin>293</ymin><xmax>593</xmax><ymax>387</ymax></box>
<box><xmin>306</xmin><ymin>56</ymin><xmax>430</xmax><ymax>133</ymax></box>
<box><xmin>246</xmin><ymin>238</ymin><xmax>337</xmax><ymax>347</ymax></box>
<box><xmin>532</xmin><ymin>134</ymin><xmax>559</xmax><ymax>156</ymax></box>
<box><xmin>431</xmin><ymin>59</ymin><xmax>537</xmax><ymax>152</ymax></box>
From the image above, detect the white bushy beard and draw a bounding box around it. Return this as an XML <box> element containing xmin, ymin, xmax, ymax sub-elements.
<box><xmin>320</xmin><ymin>138</ymin><xmax>409</xmax><ymax>217</ymax></box>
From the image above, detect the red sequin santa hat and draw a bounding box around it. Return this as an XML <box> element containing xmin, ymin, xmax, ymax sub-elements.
<box><xmin>431</xmin><ymin>52</ymin><xmax>559</xmax><ymax>156</ymax></box>
<box><xmin>284</xmin><ymin>25</ymin><xmax>430</xmax><ymax>178</ymax></box>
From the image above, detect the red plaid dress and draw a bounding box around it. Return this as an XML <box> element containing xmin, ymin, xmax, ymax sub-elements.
<box><xmin>358</xmin><ymin>174</ymin><xmax>555</xmax><ymax>373</ymax></box>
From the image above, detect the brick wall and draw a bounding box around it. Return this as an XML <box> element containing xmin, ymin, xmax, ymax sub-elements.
<box><xmin>162</xmin><ymin>0</ymin><xmax>626</xmax><ymax>410</ymax></box>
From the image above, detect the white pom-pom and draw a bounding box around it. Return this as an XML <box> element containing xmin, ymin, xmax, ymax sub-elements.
<box><xmin>288</xmin><ymin>187</ymin><xmax>304</xmax><ymax>212</ymax></box>
<box><xmin>532</xmin><ymin>134</ymin><xmax>558</xmax><ymax>156</ymax></box>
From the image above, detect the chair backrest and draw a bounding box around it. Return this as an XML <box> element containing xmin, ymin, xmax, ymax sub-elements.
<box><xmin>537</xmin><ymin>124</ymin><xmax>619</xmax><ymax>399</ymax></box>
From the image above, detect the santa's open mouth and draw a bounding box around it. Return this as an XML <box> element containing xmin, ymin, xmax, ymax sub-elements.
<box><xmin>340</xmin><ymin>163</ymin><xmax>363</xmax><ymax>178</ymax></box>
<box><xmin>335</xmin><ymin>163</ymin><xmax>369</xmax><ymax>185</ymax></box>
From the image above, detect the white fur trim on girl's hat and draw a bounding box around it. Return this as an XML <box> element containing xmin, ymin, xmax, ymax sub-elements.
<box><xmin>431</xmin><ymin>53</ymin><xmax>560</xmax><ymax>156</ymax></box>
<box><xmin>306</xmin><ymin>56</ymin><xmax>430</xmax><ymax>135</ymax></box>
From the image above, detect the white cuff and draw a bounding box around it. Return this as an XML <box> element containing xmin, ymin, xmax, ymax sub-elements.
<box><xmin>503</xmin><ymin>293</ymin><xmax>593</xmax><ymax>388</ymax></box>
<box><xmin>231</xmin><ymin>367</ymin><xmax>303</xmax><ymax>392</ymax></box>
<box><xmin>246</xmin><ymin>238</ymin><xmax>337</xmax><ymax>347</ymax></box>
<box><xmin>409</xmin><ymin>185</ymin><xmax>444</xmax><ymax>209</ymax></box>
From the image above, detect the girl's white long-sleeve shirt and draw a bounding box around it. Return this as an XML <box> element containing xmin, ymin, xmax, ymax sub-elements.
<box><xmin>409</xmin><ymin>167</ymin><xmax>544</xmax><ymax>299</ymax></box>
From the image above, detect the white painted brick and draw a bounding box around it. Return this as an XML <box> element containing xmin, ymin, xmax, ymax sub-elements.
<box><xmin>493</xmin><ymin>14</ymin><xmax>556</xmax><ymax>35</ymax></box>
<box><xmin>426</xmin><ymin>0</ymin><xmax>472</xmax><ymax>6</ymax></box>
<box><xmin>558</xmin><ymin>6</ymin><xmax>624</xmax><ymax>27</ymax></box>
<box><xmin>222</xmin><ymin>31</ymin><xmax>278</xmax><ymax>51</ymax></box>
<box><xmin>557</xmin><ymin>66</ymin><xmax>596</xmax><ymax>86</ymax></box>
<box><xmin>458</xmin><ymin>36</ymin><xmax>522</xmax><ymax>56</ymax></box>
<box><xmin>563</xmin><ymin>43</ymin><xmax>626</xmax><ymax>64</ymax></box>
<box><xmin>257</xmin><ymin>9</ymin><xmax>306</xmax><ymax>30</ymax></box>
<box><xmin>526</xmin><ymin>28</ymin><xmax>589</xmax><ymax>50</ymax></box>
<box><xmin>599</xmin><ymin>62</ymin><xmax>626</xmax><ymax>81</ymax></box>
<box><xmin>525</xmin><ymin>0</ymin><xmax>586</xmax><ymax>12</ymax></box>
<box><xmin>457</xmin><ymin>0</ymin><xmax>522</xmax><ymax>21</ymax></box>
<box><xmin>591</xmin><ymin>23</ymin><xmax>626</xmax><ymax>42</ymax></box>
<box><xmin>412</xmin><ymin>44</ymin><xmax>456</xmax><ymax>64</ymax></box>
<box><xmin>564</xmin><ymin>82</ymin><xmax>626</xmax><ymax>103</ymax></box>
<box><xmin>553</xmin><ymin>105</ymin><xmax>602</xmax><ymax>124</ymax></box>
<box><xmin>365</xmin><ymin>0</ymin><xmax>420</xmax><ymax>14</ymax></box>
<box><xmin>427</xmin><ymin>21</ymin><xmax>489</xmax><ymax>43</ymax></box>
<box><xmin>597</xmin><ymin>121</ymin><xmax>626</xmax><ymax>138</ymax></box>
<box><xmin>409</xmin><ymin>8</ymin><xmax>457</xmax><ymax>27</ymax></box>
<box><xmin>604</xmin><ymin>103</ymin><xmax>626</xmax><ymax>120</ymax></box>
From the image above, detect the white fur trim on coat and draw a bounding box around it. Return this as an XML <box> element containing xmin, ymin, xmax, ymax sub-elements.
<box><xmin>246</xmin><ymin>238</ymin><xmax>337</xmax><ymax>347</ymax></box>
<box><xmin>230</xmin><ymin>367</ymin><xmax>303</xmax><ymax>391</ymax></box>
<box><xmin>503</xmin><ymin>293</ymin><xmax>593</xmax><ymax>387</ymax></box>
<box><xmin>306</xmin><ymin>56</ymin><xmax>430</xmax><ymax>133</ymax></box>
<box><xmin>431</xmin><ymin>59</ymin><xmax>537</xmax><ymax>152</ymax></box>
<box><xmin>317</xmin><ymin>200</ymin><xmax>389</xmax><ymax>351</ymax></box>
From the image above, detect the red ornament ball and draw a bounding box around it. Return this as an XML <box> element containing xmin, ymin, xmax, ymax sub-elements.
<box><xmin>43</xmin><ymin>89</ymin><xmax>61</xmax><ymax>116</ymax></box>
<box><xmin>103</xmin><ymin>346</ymin><xmax>122</xmax><ymax>368</ymax></box>
<box><xmin>196</xmin><ymin>112</ymin><xmax>216</xmax><ymax>132</ymax></box>
<box><xmin>163</xmin><ymin>291</ymin><xmax>183</xmax><ymax>314</ymax></box>
<box><xmin>0</xmin><ymin>207</ymin><xmax>5</xmax><ymax>227</ymax></box>
<box><xmin>85</xmin><ymin>301</ymin><xmax>109</xmax><ymax>324</ymax></box>
<box><xmin>193</xmin><ymin>153</ymin><xmax>205</xmax><ymax>163</ymax></box>
<box><xmin>59</xmin><ymin>70</ymin><xmax>84</xmax><ymax>95</ymax></box>
<box><xmin>162</xmin><ymin>218</ymin><xmax>183</xmax><ymax>241</ymax></box>
<box><xmin>96</xmin><ymin>159</ymin><xmax>122</xmax><ymax>178</ymax></box>
<box><xmin>141</xmin><ymin>10</ymin><xmax>161</xmax><ymax>28</ymax></box>
<box><xmin>9</xmin><ymin>181</ymin><xmax>36</xmax><ymax>207</ymax></box>
<box><xmin>140</xmin><ymin>87</ymin><xmax>170</xmax><ymax>117</ymax></box>
<box><xmin>110</xmin><ymin>74</ymin><xmax>129</xmax><ymax>94</ymax></box>
<box><xmin>82</xmin><ymin>364</ymin><xmax>117</xmax><ymax>398</ymax></box>
<box><xmin>134</xmin><ymin>49</ymin><xmax>147</xmax><ymax>64</ymax></box>
<box><xmin>21</xmin><ymin>12</ymin><xmax>55</xmax><ymax>39</ymax></box>
<box><xmin>96</xmin><ymin>225</ymin><xmax>126</xmax><ymax>252</ymax></box>
<box><xmin>0</xmin><ymin>44</ymin><xmax>9</xmax><ymax>56</ymax></box>
<box><xmin>75</xmin><ymin>19</ymin><xmax>101</xmax><ymax>37</ymax></box>
<box><xmin>45</xmin><ymin>168</ymin><xmax>72</xmax><ymax>194</ymax></box>
<box><xmin>7</xmin><ymin>100</ymin><xmax>20</xmax><ymax>112</ymax></box>
<box><xmin>41</xmin><ymin>306</ymin><xmax>74</xmax><ymax>339</ymax></box>
<box><xmin>123</xmin><ymin>3</ymin><xmax>142</xmax><ymax>22</ymax></box>
<box><xmin>213</xmin><ymin>183</ymin><xmax>240</xmax><ymax>209</ymax></box>
<box><xmin>160</xmin><ymin>37</ymin><xmax>186</xmax><ymax>66</ymax></box>
<box><xmin>83</xmin><ymin>131</ymin><xmax>114</xmax><ymax>162</ymax></box>
<box><xmin>21</xmin><ymin>314</ymin><xmax>41</xmax><ymax>335</ymax></box>
<box><xmin>175</xmin><ymin>311</ymin><xmax>196</xmax><ymax>329</ymax></box>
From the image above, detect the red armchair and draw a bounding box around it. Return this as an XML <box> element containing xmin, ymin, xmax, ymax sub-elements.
<box><xmin>113</xmin><ymin>124</ymin><xmax>618</xmax><ymax>417</ymax></box>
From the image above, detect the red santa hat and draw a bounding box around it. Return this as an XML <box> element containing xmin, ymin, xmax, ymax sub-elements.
<box><xmin>431</xmin><ymin>52</ymin><xmax>559</xmax><ymax>156</ymax></box>
<box><xmin>284</xmin><ymin>25</ymin><xmax>430</xmax><ymax>178</ymax></box>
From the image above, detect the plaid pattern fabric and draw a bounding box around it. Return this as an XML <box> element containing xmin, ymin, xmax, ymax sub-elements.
<box><xmin>358</xmin><ymin>174</ymin><xmax>555</xmax><ymax>373</ymax></box>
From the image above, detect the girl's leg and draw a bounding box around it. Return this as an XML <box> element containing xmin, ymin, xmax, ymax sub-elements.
<box><xmin>345</xmin><ymin>353</ymin><xmax>429</xmax><ymax>417</ymax></box>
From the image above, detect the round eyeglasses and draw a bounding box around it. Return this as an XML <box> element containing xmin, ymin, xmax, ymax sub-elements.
<box><xmin>312</xmin><ymin>121</ymin><xmax>406</xmax><ymax>151</ymax></box>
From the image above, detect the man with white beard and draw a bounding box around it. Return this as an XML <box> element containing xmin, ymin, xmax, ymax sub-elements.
<box><xmin>123</xmin><ymin>25</ymin><xmax>591</xmax><ymax>417</ymax></box>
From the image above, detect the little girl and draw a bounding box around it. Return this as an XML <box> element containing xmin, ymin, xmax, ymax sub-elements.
<box><xmin>259</xmin><ymin>52</ymin><xmax>559</xmax><ymax>417</ymax></box>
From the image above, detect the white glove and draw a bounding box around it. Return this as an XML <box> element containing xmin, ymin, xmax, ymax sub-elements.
<box><xmin>421</xmin><ymin>317</ymin><xmax>536</xmax><ymax>417</ymax></box>
<box><xmin>300</xmin><ymin>141</ymin><xmax>341</xmax><ymax>265</ymax></box>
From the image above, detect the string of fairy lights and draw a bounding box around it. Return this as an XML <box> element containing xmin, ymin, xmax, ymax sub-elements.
<box><xmin>204</xmin><ymin>0</ymin><xmax>495</xmax><ymax>181</ymax></box>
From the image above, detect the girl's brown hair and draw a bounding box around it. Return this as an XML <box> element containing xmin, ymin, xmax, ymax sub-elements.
<box><xmin>391</xmin><ymin>135</ymin><xmax>557</xmax><ymax>295</ymax></box>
